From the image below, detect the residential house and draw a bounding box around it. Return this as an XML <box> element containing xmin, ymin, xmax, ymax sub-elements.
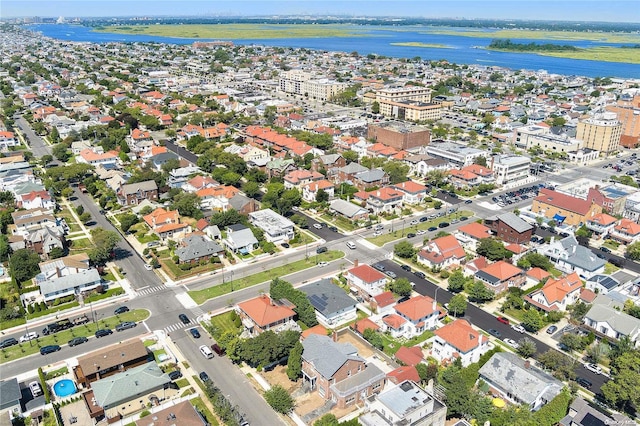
<box><xmin>478</xmin><ymin>352</ymin><xmax>564</xmax><ymax>411</ymax></box>
<box><xmin>537</xmin><ymin>236</ymin><xmax>605</xmax><ymax>279</ymax></box>
<box><xmin>301</xmin><ymin>334</ymin><xmax>386</xmax><ymax>408</ymax></box>
<box><xmin>386</xmin><ymin>366</ymin><xmax>421</xmax><ymax>385</ymax></box>
<box><xmin>302</xmin><ymin>179</ymin><xmax>335</xmax><ymax>202</ymax></box>
<box><xmin>143</xmin><ymin>208</ymin><xmax>189</xmax><ymax>241</ymax></box>
<box><xmin>0</xmin><ymin>378</ymin><xmax>22</xmax><ymax>423</ymax></box>
<box><xmin>609</xmin><ymin>219</ymin><xmax>640</xmax><ymax>245</ymax></box>
<box><xmin>463</xmin><ymin>164</ymin><xmax>494</xmax><ymax>184</ymax></box>
<box><xmin>585</xmin><ymin>213</ymin><xmax>618</xmax><ymax>238</ymax></box>
<box><xmin>77</xmin><ymin>148</ymin><xmax>119</xmax><ymax>168</ymax></box>
<box><xmin>168</xmin><ymin>165</ymin><xmax>202</xmax><ymax>189</ymax></box>
<box><xmin>175</xmin><ymin>234</ymin><xmax>223</xmax><ymax>265</ymax></box>
<box><xmin>229</xmin><ymin>193</ymin><xmax>259</xmax><ymax>215</ymax></box>
<box><xmin>525</xmin><ymin>272</ymin><xmax>582</xmax><ymax>312</ymax></box>
<box><xmin>181</xmin><ymin>175</ymin><xmax>218</xmax><ymax>193</ymax></box>
<box><xmin>464</xmin><ymin>256</ymin><xmax>490</xmax><ymax>278</ymax></box>
<box><xmin>525</xmin><ymin>267</ymin><xmax>551</xmax><ymax>288</ymax></box>
<box><xmin>311</xmin><ymin>153</ymin><xmax>346</xmax><ymax>173</ymax></box>
<box><xmin>582</xmin><ymin>295</ymin><xmax>640</xmax><ymax>346</ymax></box>
<box><xmin>431</xmin><ymin>319</ymin><xmax>489</xmax><ymax>367</ymax></box>
<box><xmin>38</xmin><ymin>268</ymin><xmax>102</xmax><ymax>302</ymax></box>
<box><xmin>135</xmin><ymin>400</ymin><xmax>206</xmax><ymax>426</ymax></box>
<box><xmin>346</xmin><ymin>264</ymin><xmax>388</xmax><ymax>300</ymax></box>
<box><xmin>484</xmin><ymin>212</ymin><xmax>534</xmax><ymax>244</ymax></box>
<box><xmin>248</xmin><ymin>209</ymin><xmax>295</xmax><ymax>243</ymax></box>
<box><xmin>391</xmin><ymin>295</ymin><xmax>440</xmax><ymax>338</ymax></box>
<box><xmin>392</xmin><ymin>180</ymin><xmax>429</xmax><ymax>205</ymax></box>
<box><xmin>74</xmin><ymin>339</ymin><xmax>150</xmax><ymax>387</ymax></box>
<box><xmin>352</xmin><ymin>168</ymin><xmax>389</xmax><ymax>191</ymax></box>
<box><xmin>394</xmin><ymin>346</ymin><xmax>424</xmax><ymax>367</ymax></box>
<box><xmin>417</xmin><ymin>235</ymin><xmax>466</xmax><ymax>269</ymax></box>
<box><xmin>118</xmin><ymin>180</ymin><xmax>158</xmax><ymax>206</ymax></box>
<box><xmin>403</xmin><ymin>154</ymin><xmax>448</xmax><ymax>177</ymax></box>
<box><xmin>475</xmin><ymin>260</ymin><xmax>526</xmax><ymax>294</ymax></box>
<box><xmin>369</xmin><ymin>291</ymin><xmax>397</xmax><ymax>315</ymax></box>
<box><xmin>455</xmin><ymin>222</ymin><xmax>492</xmax><ymax>251</ymax></box>
<box><xmin>283</xmin><ymin>169</ymin><xmax>324</xmax><ymax>190</ymax></box>
<box><xmin>300</xmin><ymin>279</ymin><xmax>358</xmax><ymax>328</ymax></box>
<box><xmin>328</xmin><ymin>199</ymin><xmax>369</xmax><ymax>221</ymax></box>
<box><xmin>12</xmin><ymin>208</ymin><xmax>58</xmax><ymax>235</ymax></box>
<box><xmin>561</xmin><ymin>397</ymin><xmax>628</xmax><ymax>426</ymax></box>
<box><xmin>355</xmin><ymin>187</ymin><xmax>404</xmax><ymax>215</ymax></box>
<box><xmin>360</xmin><ymin>380</ymin><xmax>447</xmax><ymax>426</ymax></box>
<box><xmin>585</xmin><ymin>274</ymin><xmax>620</xmax><ymax>295</ymax></box>
<box><xmin>531</xmin><ymin>188</ymin><xmax>602</xmax><ymax>227</ymax></box>
<box><xmin>35</xmin><ymin>253</ymin><xmax>90</xmax><ymax>285</ymax></box>
<box><xmin>0</xmin><ymin>131</ymin><xmax>18</xmax><ymax>151</ymax></box>
<box><xmin>196</xmin><ymin>185</ymin><xmax>240</xmax><ymax>211</ymax></box>
<box><xmin>448</xmin><ymin>168</ymin><xmax>481</xmax><ymax>189</ymax></box>
<box><xmin>236</xmin><ymin>294</ymin><xmax>297</xmax><ymax>337</ymax></box>
<box><xmin>16</xmin><ymin>190</ymin><xmax>56</xmax><ymax>211</ymax></box>
<box><xmin>90</xmin><ymin>362</ymin><xmax>171</xmax><ymax>422</ymax></box>
<box><xmin>223</xmin><ymin>225</ymin><xmax>258</xmax><ymax>254</ymax></box>
<box><xmin>24</xmin><ymin>227</ymin><xmax>66</xmax><ymax>259</ymax></box>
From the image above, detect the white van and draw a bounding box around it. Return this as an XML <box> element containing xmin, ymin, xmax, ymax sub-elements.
<box><xmin>199</xmin><ymin>345</ymin><xmax>214</xmax><ymax>359</ymax></box>
<box><xmin>346</xmin><ymin>241</ymin><xmax>356</xmax><ymax>250</ymax></box>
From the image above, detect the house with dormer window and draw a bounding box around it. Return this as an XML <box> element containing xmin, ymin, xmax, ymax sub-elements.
<box><xmin>417</xmin><ymin>235</ymin><xmax>466</xmax><ymax>269</ymax></box>
<box><xmin>386</xmin><ymin>295</ymin><xmax>440</xmax><ymax>338</ymax></box>
<box><xmin>585</xmin><ymin>213</ymin><xmax>617</xmax><ymax>237</ymax></box>
<box><xmin>143</xmin><ymin>208</ymin><xmax>189</xmax><ymax>241</ymax></box>
<box><xmin>431</xmin><ymin>319</ymin><xmax>489</xmax><ymax>366</ymax></box>
<box><xmin>609</xmin><ymin>219</ymin><xmax>640</xmax><ymax>245</ymax></box>
<box><xmin>525</xmin><ymin>272</ymin><xmax>582</xmax><ymax>312</ymax></box>
<box><xmin>475</xmin><ymin>260</ymin><xmax>526</xmax><ymax>294</ymax></box>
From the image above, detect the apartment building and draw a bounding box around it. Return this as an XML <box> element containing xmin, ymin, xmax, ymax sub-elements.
<box><xmin>514</xmin><ymin>125</ymin><xmax>582</xmax><ymax>153</ymax></box>
<box><xmin>576</xmin><ymin>112</ymin><xmax>623</xmax><ymax>154</ymax></box>
<box><xmin>375</xmin><ymin>86</ymin><xmax>432</xmax><ymax>103</ymax></box>
<box><xmin>490</xmin><ymin>155</ymin><xmax>531</xmax><ymax>185</ymax></box>
<box><xmin>378</xmin><ymin>100</ymin><xmax>442</xmax><ymax>122</ymax></box>
<box><xmin>366</xmin><ymin>121</ymin><xmax>431</xmax><ymax>150</ymax></box>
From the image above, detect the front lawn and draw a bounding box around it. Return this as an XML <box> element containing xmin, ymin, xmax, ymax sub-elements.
<box><xmin>207</xmin><ymin>311</ymin><xmax>242</xmax><ymax>337</ymax></box>
<box><xmin>67</xmin><ymin>237</ymin><xmax>92</xmax><ymax>250</ymax></box>
<box><xmin>188</xmin><ymin>250</ymin><xmax>345</xmax><ymax>304</ymax></box>
<box><xmin>0</xmin><ymin>309</ymin><xmax>150</xmax><ymax>364</ymax></box>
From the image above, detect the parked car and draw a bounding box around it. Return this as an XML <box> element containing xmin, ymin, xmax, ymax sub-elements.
<box><xmin>575</xmin><ymin>377</ymin><xmax>592</xmax><ymax>389</ymax></box>
<box><xmin>599</xmin><ymin>247</ymin><xmax>611</xmax><ymax>254</ymax></box>
<box><xmin>199</xmin><ymin>345</ymin><xmax>213</xmax><ymax>359</ymax></box>
<box><xmin>68</xmin><ymin>337</ymin><xmax>88</xmax><ymax>347</ymax></box>
<box><xmin>428</xmin><ymin>226</ymin><xmax>438</xmax><ymax>231</ymax></box>
<box><xmin>178</xmin><ymin>314</ymin><xmax>190</xmax><ymax>325</ymax></box>
<box><xmin>410</xmin><ymin>219</ymin><xmax>419</xmax><ymax>225</ymax></box>
<box><xmin>373</xmin><ymin>263</ymin><xmax>386</xmax><ymax>272</ymax></box>
<box><xmin>199</xmin><ymin>371</ymin><xmax>210</xmax><ymax>382</ymax></box>
<box><xmin>385</xmin><ymin>271</ymin><xmax>398</xmax><ymax>279</ymax></box>
<box><xmin>419</xmin><ymin>217</ymin><xmax>428</xmax><ymax>222</ymax></box>
<box><xmin>438</xmin><ymin>222</ymin><xmax>450</xmax><ymax>228</ymax></box>
<box><xmin>20</xmin><ymin>332</ymin><xmax>39</xmax><ymax>343</ymax></box>
<box><xmin>413</xmin><ymin>271</ymin><xmax>426</xmax><ymax>279</ymax></box>
<box><xmin>280</xmin><ymin>242</ymin><xmax>290</xmax><ymax>248</ymax></box>
<box><xmin>144</xmin><ymin>264</ymin><xmax>153</xmax><ymax>271</ymax></box>
<box><xmin>328</xmin><ymin>226</ymin><xmax>338</xmax><ymax>232</ymax></box>
<box><xmin>316</xmin><ymin>246</ymin><xmax>328</xmax><ymax>254</ymax></box>
<box><xmin>168</xmin><ymin>370</ymin><xmax>183</xmax><ymax>380</ymax></box>
<box><xmin>503</xmin><ymin>338</ymin><xmax>518</xmax><ymax>348</ymax></box>
<box><xmin>312</xmin><ymin>223</ymin><xmax>323</xmax><ymax>229</ymax></box>
<box><xmin>317</xmin><ymin>261</ymin><xmax>329</xmax><ymax>267</ymax></box>
<box><xmin>496</xmin><ymin>316</ymin><xmax>510</xmax><ymax>325</ymax></box>
<box><xmin>114</xmin><ymin>306</ymin><xmax>129</xmax><ymax>315</ymax></box>
<box><xmin>211</xmin><ymin>343</ymin><xmax>225</xmax><ymax>356</ymax></box>
<box><xmin>401</xmin><ymin>264</ymin><xmax>412</xmax><ymax>272</ymax></box>
<box><xmin>585</xmin><ymin>363</ymin><xmax>603</xmax><ymax>375</ymax></box>
<box><xmin>40</xmin><ymin>345</ymin><xmax>61</xmax><ymax>355</ymax></box>
<box><xmin>29</xmin><ymin>381</ymin><xmax>43</xmax><ymax>397</ymax></box>
<box><xmin>115</xmin><ymin>321</ymin><xmax>137</xmax><ymax>331</ymax></box>
<box><xmin>488</xmin><ymin>329</ymin><xmax>501</xmax><ymax>337</ymax></box>
<box><xmin>95</xmin><ymin>329</ymin><xmax>113</xmax><ymax>338</ymax></box>
<box><xmin>189</xmin><ymin>328</ymin><xmax>201</xmax><ymax>339</ymax></box>
<box><xmin>510</xmin><ymin>324</ymin><xmax>526</xmax><ymax>334</ymax></box>
<box><xmin>0</xmin><ymin>338</ymin><xmax>18</xmax><ymax>349</ymax></box>
<box><xmin>546</xmin><ymin>325</ymin><xmax>558</xmax><ymax>334</ymax></box>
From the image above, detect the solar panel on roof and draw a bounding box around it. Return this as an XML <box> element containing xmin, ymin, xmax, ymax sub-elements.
<box><xmin>309</xmin><ymin>294</ymin><xmax>328</xmax><ymax>311</ymax></box>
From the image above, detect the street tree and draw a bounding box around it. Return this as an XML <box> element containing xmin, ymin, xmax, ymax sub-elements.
<box><xmin>448</xmin><ymin>293</ymin><xmax>467</xmax><ymax>316</ymax></box>
<box><xmin>393</xmin><ymin>241</ymin><xmax>416</xmax><ymax>258</ymax></box>
<box><xmin>601</xmin><ymin>349</ymin><xmax>640</xmax><ymax>414</ymax></box>
<box><xmin>537</xmin><ymin>349</ymin><xmax>576</xmax><ymax>381</ymax></box>
<box><xmin>516</xmin><ymin>337</ymin><xmax>537</xmax><ymax>358</ymax></box>
<box><xmin>88</xmin><ymin>228</ymin><xmax>120</xmax><ymax>265</ymax></box>
<box><xmin>466</xmin><ymin>280</ymin><xmax>494</xmax><ymax>303</ymax></box>
<box><xmin>447</xmin><ymin>269</ymin><xmax>467</xmax><ymax>293</ymax></box>
<box><xmin>521</xmin><ymin>309</ymin><xmax>545</xmax><ymax>332</ymax></box>
<box><xmin>626</xmin><ymin>241</ymin><xmax>640</xmax><ymax>261</ymax></box>
<box><xmin>390</xmin><ymin>277</ymin><xmax>413</xmax><ymax>298</ymax></box>
<box><xmin>79</xmin><ymin>212</ymin><xmax>92</xmax><ymax>224</ymax></box>
<box><xmin>559</xmin><ymin>333</ymin><xmax>587</xmax><ymax>352</ymax></box>
<box><xmin>119</xmin><ymin>214</ymin><xmax>139</xmax><ymax>233</ymax></box>
<box><xmin>264</xmin><ymin>385</ymin><xmax>295</xmax><ymax>414</ymax></box>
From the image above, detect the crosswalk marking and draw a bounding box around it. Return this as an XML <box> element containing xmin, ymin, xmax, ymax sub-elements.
<box><xmin>164</xmin><ymin>321</ymin><xmax>192</xmax><ymax>334</ymax></box>
<box><xmin>136</xmin><ymin>286</ymin><xmax>165</xmax><ymax>296</ymax></box>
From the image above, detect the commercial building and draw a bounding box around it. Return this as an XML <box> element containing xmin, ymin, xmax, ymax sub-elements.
<box><xmin>378</xmin><ymin>100</ymin><xmax>442</xmax><ymax>122</ymax></box>
<box><xmin>425</xmin><ymin>141</ymin><xmax>488</xmax><ymax>167</ymax></box>
<box><xmin>375</xmin><ymin>86</ymin><xmax>432</xmax><ymax>103</ymax></box>
<box><xmin>484</xmin><ymin>212</ymin><xmax>534</xmax><ymax>244</ymax></box>
<box><xmin>513</xmin><ymin>125</ymin><xmax>582</xmax><ymax>153</ymax></box>
<box><xmin>278</xmin><ymin>70</ymin><xmax>349</xmax><ymax>101</ymax></box>
<box><xmin>367</xmin><ymin>121</ymin><xmax>431</xmax><ymax>150</ymax></box>
<box><xmin>490</xmin><ymin>155</ymin><xmax>531</xmax><ymax>186</ymax></box>
<box><xmin>576</xmin><ymin>112</ymin><xmax>623</xmax><ymax>154</ymax></box>
<box><xmin>532</xmin><ymin>188</ymin><xmax>603</xmax><ymax>227</ymax></box>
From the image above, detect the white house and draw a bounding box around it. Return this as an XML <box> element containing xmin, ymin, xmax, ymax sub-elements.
<box><xmin>346</xmin><ymin>264</ymin><xmax>388</xmax><ymax>300</ymax></box>
<box><xmin>536</xmin><ymin>236</ymin><xmax>605</xmax><ymax>280</ymax></box>
<box><xmin>248</xmin><ymin>209</ymin><xmax>295</xmax><ymax>244</ymax></box>
<box><xmin>300</xmin><ymin>279</ymin><xmax>357</xmax><ymax>328</ymax></box>
<box><xmin>431</xmin><ymin>319</ymin><xmax>489</xmax><ymax>367</ymax></box>
<box><xmin>417</xmin><ymin>235</ymin><xmax>466</xmax><ymax>269</ymax></box>
<box><xmin>582</xmin><ymin>295</ymin><xmax>640</xmax><ymax>346</ymax></box>
<box><xmin>383</xmin><ymin>295</ymin><xmax>440</xmax><ymax>339</ymax></box>
<box><xmin>525</xmin><ymin>272</ymin><xmax>582</xmax><ymax>312</ymax></box>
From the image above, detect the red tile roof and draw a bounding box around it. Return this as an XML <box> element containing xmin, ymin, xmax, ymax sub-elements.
<box><xmin>395</xmin><ymin>295</ymin><xmax>436</xmax><ymax>322</ymax></box>
<box><xmin>527</xmin><ymin>267</ymin><xmax>550</xmax><ymax>281</ymax></box>
<box><xmin>383</xmin><ymin>314</ymin><xmax>407</xmax><ymax>330</ymax></box>
<box><xmin>479</xmin><ymin>260</ymin><xmax>524</xmax><ymax>281</ymax></box>
<box><xmin>534</xmin><ymin>188</ymin><xmax>595</xmax><ymax>215</ymax></box>
<box><xmin>588</xmin><ymin>213</ymin><xmax>617</xmax><ymax>226</ymax></box>
<box><xmin>372</xmin><ymin>291</ymin><xmax>396</xmax><ymax>308</ymax></box>
<box><xmin>538</xmin><ymin>272</ymin><xmax>582</xmax><ymax>304</ymax></box>
<box><xmin>237</xmin><ymin>295</ymin><xmax>296</xmax><ymax>328</ymax></box>
<box><xmin>458</xmin><ymin>222</ymin><xmax>491</xmax><ymax>240</ymax></box>
<box><xmin>392</xmin><ymin>180</ymin><xmax>428</xmax><ymax>194</ymax></box>
<box><xmin>434</xmin><ymin>319</ymin><xmax>482</xmax><ymax>353</ymax></box>
<box><xmin>301</xmin><ymin>324</ymin><xmax>328</xmax><ymax>340</ymax></box>
<box><xmin>352</xmin><ymin>318</ymin><xmax>380</xmax><ymax>335</ymax></box>
<box><xmin>348</xmin><ymin>264</ymin><xmax>386</xmax><ymax>283</ymax></box>
<box><xmin>394</xmin><ymin>346</ymin><xmax>423</xmax><ymax>366</ymax></box>
<box><xmin>615</xmin><ymin>219</ymin><xmax>640</xmax><ymax>236</ymax></box>
<box><xmin>387</xmin><ymin>366</ymin><xmax>420</xmax><ymax>384</ymax></box>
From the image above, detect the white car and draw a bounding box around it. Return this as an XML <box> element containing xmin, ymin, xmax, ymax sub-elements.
<box><xmin>29</xmin><ymin>381</ymin><xmax>42</xmax><ymax>397</ymax></box>
<box><xmin>19</xmin><ymin>332</ymin><xmax>39</xmax><ymax>343</ymax></box>
<box><xmin>317</xmin><ymin>261</ymin><xmax>329</xmax><ymax>267</ymax></box>
<box><xmin>416</xmin><ymin>229</ymin><xmax>426</xmax><ymax>235</ymax></box>
<box><xmin>410</xmin><ymin>219</ymin><xmax>419</xmax><ymax>225</ymax></box>
<box><xmin>585</xmin><ymin>363</ymin><xmax>603</xmax><ymax>375</ymax></box>
<box><xmin>510</xmin><ymin>324</ymin><xmax>526</xmax><ymax>334</ymax></box>
<box><xmin>372</xmin><ymin>231</ymin><xmax>382</xmax><ymax>237</ymax></box>
<box><xmin>144</xmin><ymin>264</ymin><xmax>153</xmax><ymax>271</ymax></box>
<box><xmin>312</xmin><ymin>223</ymin><xmax>323</xmax><ymax>229</ymax></box>
<box><xmin>503</xmin><ymin>338</ymin><xmax>518</xmax><ymax>348</ymax></box>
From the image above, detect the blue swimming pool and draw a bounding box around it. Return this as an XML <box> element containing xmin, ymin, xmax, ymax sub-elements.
<box><xmin>53</xmin><ymin>379</ymin><xmax>77</xmax><ymax>397</ymax></box>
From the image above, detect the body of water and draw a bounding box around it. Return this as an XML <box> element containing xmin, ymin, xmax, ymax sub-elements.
<box><xmin>26</xmin><ymin>24</ymin><xmax>640</xmax><ymax>79</ymax></box>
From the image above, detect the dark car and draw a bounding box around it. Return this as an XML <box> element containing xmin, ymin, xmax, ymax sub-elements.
<box><xmin>316</xmin><ymin>246</ymin><xmax>328</xmax><ymax>254</ymax></box>
<box><xmin>459</xmin><ymin>216</ymin><xmax>468</xmax><ymax>221</ymax></box>
<box><xmin>114</xmin><ymin>306</ymin><xmax>129</xmax><ymax>315</ymax></box>
<box><xmin>496</xmin><ymin>316</ymin><xmax>510</xmax><ymax>325</ymax></box>
<box><xmin>328</xmin><ymin>226</ymin><xmax>338</xmax><ymax>232</ymax></box>
<box><xmin>407</xmin><ymin>233</ymin><xmax>416</xmax><ymax>238</ymax></box>
<box><xmin>428</xmin><ymin>226</ymin><xmax>438</xmax><ymax>231</ymax></box>
<box><xmin>189</xmin><ymin>328</ymin><xmax>201</xmax><ymax>339</ymax></box>
<box><xmin>488</xmin><ymin>329</ymin><xmax>501</xmax><ymax>337</ymax></box>
<box><xmin>115</xmin><ymin>321</ymin><xmax>137</xmax><ymax>331</ymax></box>
<box><xmin>438</xmin><ymin>222</ymin><xmax>450</xmax><ymax>228</ymax></box>
<box><xmin>199</xmin><ymin>371</ymin><xmax>210</xmax><ymax>382</ymax></box>
<box><xmin>575</xmin><ymin>377</ymin><xmax>592</xmax><ymax>389</ymax></box>
<box><xmin>419</xmin><ymin>217</ymin><xmax>428</xmax><ymax>222</ymax></box>
<box><xmin>373</xmin><ymin>263</ymin><xmax>386</xmax><ymax>272</ymax></box>
<box><xmin>40</xmin><ymin>345</ymin><xmax>61</xmax><ymax>355</ymax></box>
<box><xmin>68</xmin><ymin>337</ymin><xmax>88</xmax><ymax>347</ymax></box>
<box><xmin>0</xmin><ymin>338</ymin><xmax>18</xmax><ymax>349</ymax></box>
<box><xmin>465</xmin><ymin>200</ymin><xmax>473</xmax><ymax>204</ymax></box>
<box><xmin>546</xmin><ymin>325</ymin><xmax>558</xmax><ymax>335</ymax></box>
<box><xmin>599</xmin><ymin>247</ymin><xmax>611</xmax><ymax>254</ymax></box>
<box><xmin>413</xmin><ymin>271</ymin><xmax>426</xmax><ymax>279</ymax></box>
<box><xmin>95</xmin><ymin>329</ymin><xmax>113</xmax><ymax>338</ymax></box>
<box><xmin>168</xmin><ymin>370</ymin><xmax>183</xmax><ymax>380</ymax></box>
<box><xmin>179</xmin><ymin>314</ymin><xmax>190</xmax><ymax>325</ymax></box>
<box><xmin>401</xmin><ymin>264</ymin><xmax>412</xmax><ymax>272</ymax></box>
<box><xmin>280</xmin><ymin>242</ymin><xmax>290</xmax><ymax>248</ymax></box>
<box><xmin>211</xmin><ymin>343</ymin><xmax>225</xmax><ymax>356</ymax></box>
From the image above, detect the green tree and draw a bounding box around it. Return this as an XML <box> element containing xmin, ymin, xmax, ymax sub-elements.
<box><xmin>393</xmin><ymin>241</ymin><xmax>416</xmax><ymax>259</ymax></box>
<box><xmin>314</xmin><ymin>414</ymin><xmax>339</xmax><ymax>426</ymax></box>
<box><xmin>466</xmin><ymin>281</ymin><xmax>494</xmax><ymax>303</ymax></box>
<box><xmin>382</xmin><ymin>161</ymin><xmax>410</xmax><ymax>184</ymax></box>
<box><xmin>363</xmin><ymin>328</ymin><xmax>383</xmax><ymax>350</ymax></box>
<box><xmin>9</xmin><ymin>249</ymin><xmax>42</xmax><ymax>284</ymax></box>
<box><xmin>390</xmin><ymin>277</ymin><xmax>413</xmax><ymax>298</ymax></box>
<box><xmin>626</xmin><ymin>241</ymin><xmax>640</xmax><ymax>261</ymax></box>
<box><xmin>79</xmin><ymin>212</ymin><xmax>92</xmax><ymax>224</ymax></box>
<box><xmin>559</xmin><ymin>333</ymin><xmax>587</xmax><ymax>352</ymax></box>
<box><xmin>286</xmin><ymin>341</ymin><xmax>303</xmax><ymax>381</ymax></box>
<box><xmin>315</xmin><ymin>189</ymin><xmax>329</xmax><ymax>203</ymax></box>
<box><xmin>171</xmin><ymin>192</ymin><xmax>203</xmax><ymax>219</ymax></box>
<box><xmin>264</xmin><ymin>385</ymin><xmax>295</xmax><ymax>414</ymax></box>
<box><xmin>342</xmin><ymin>150</ymin><xmax>358</xmax><ymax>164</ymax></box>
<box><xmin>119</xmin><ymin>214</ymin><xmax>139</xmax><ymax>233</ymax></box>
<box><xmin>371</xmin><ymin>101</ymin><xmax>380</xmax><ymax>114</ymax></box>
<box><xmin>447</xmin><ymin>269</ymin><xmax>467</xmax><ymax>293</ymax></box>
<box><xmin>52</xmin><ymin>143</ymin><xmax>70</xmax><ymax>162</ymax></box>
<box><xmin>521</xmin><ymin>309</ymin><xmax>545</xmax><ymax>332</ymax></box>
<box><xmin>88</xmin><ymin>228</ymin><xmax>120</xmax><ymax>265</ymax></box>
<box><xmin>448</xmin><ymin>294</ymin><xmax>467</xmax><ymax>316</ymax></box>
<box><xmin>516</xmin><ymin>337</ymin><xmax>537</xmax><ymax>358</ymax></box>
<box><xmin>0</xmin><ymin>234</ymin><xmax>11</xmax><ymax>262</ymax></box>
<box><xmin>60</xmin><ymin>187</ymin><xmax>74</xmax><ymax>199</ymax></box>
<box><xmin>473</xmin><ymin>156</ymin><xmax>487</xmax><ymax>167</ymax></box>
<box><xmin>242</xmin><ymin>181</ymin><xmax>261</xmax><ymax>198</ymax></box>
<box><xmin>476</xmin><ymin>238</ymin><xmax>513</xmax><ymax>261</ymax></box>
<box><xmin>516</xmin><ymin>252</ymin><xmax>552</xmax><ymax>270</ymax></box>
<box><xmin>415</xmin><ymin>362</ymin><xmax>439</xmax><ymax>384</ymax></box>
<box><xmin>532</xmin><ymin>389</ymin><xmax>572</xmax><ymax>425</ymax></box>
<box><xmin>537</xmin><ymin>349</ymin><xmax>576</xmax><ymax>381</ymax></box>
<box><xmin>601</xmin><ymin>349</ymin><xmax>640</xmax><ymax>413</ymax></box>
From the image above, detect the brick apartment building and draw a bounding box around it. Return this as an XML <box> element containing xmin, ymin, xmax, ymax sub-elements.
<box><xmin>367</xmin><ymin>121</ymin><xmax>431</xmax><ymax>150</ymax></box>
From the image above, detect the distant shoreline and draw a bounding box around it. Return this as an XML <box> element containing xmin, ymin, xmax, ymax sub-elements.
<box><xmin>390</xmin><ymin>42</ymin><xmax>454</xmax><ymax>49</ymax></box>
<box><xmin>487</xmin><ymin>46</ymin><xmax>640</xmax><ymax>64</ymax></box>
<box><xmin>422</xmin><ymin>28</ymin><xmax>640</xmax><ymax>44</ymax></box>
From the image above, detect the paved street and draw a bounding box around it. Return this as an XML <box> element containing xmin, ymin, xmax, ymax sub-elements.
<box><xmin>14</xmin><ymin>114</ymin><xmax>52</xmax><ymax>158</ymax></box>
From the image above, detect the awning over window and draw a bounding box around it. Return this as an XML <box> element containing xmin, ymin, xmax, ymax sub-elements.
<box><xmin>552</xmin><ymin>213</ymin><xmax>566</xmax><ymax>223</ymax></box>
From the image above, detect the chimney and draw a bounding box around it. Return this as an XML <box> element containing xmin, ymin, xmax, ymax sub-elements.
<box><xmin>524</xmin><ymin>360</ymin><xmax>531</xmax><ymax>369</ymax></box>
<box><xmin>354</xmin><ymin>259</ymin><xmax>359</xmax><ymax>268</ymax></box>
<box><xmin>332</xmin><ymin>331</ymin><xmax>338</xmax><ymax>342</ymax></box>
<box><xmin>432</xmin><ymin>299</ymin><xmax>437</xmax><ymax>312</ymax></box>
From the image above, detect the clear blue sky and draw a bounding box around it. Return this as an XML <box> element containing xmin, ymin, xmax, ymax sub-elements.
<box><xmin>2</xmin><ymin>1</ymin><xmax>639</xmax><ymax>23</ymax></box>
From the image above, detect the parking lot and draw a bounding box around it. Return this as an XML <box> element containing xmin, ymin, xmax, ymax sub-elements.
<box><xmin>491</xmin><ymin>183</ymin><xmax>547</xmax><ymax>207</ymax></box>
